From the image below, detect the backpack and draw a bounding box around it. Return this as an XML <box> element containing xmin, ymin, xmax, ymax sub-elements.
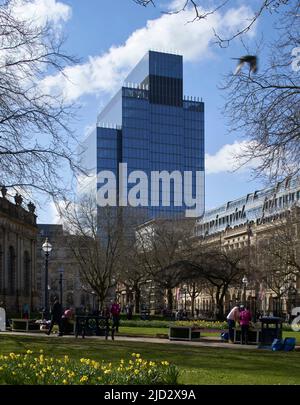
<box><xmin>282</xmin><ymin>337</ymin><xmax>296</xmax><ymax>352</ymax></box>
<box><xmin>221</xmin><ymin>332</ymin><xmax>229</xmax><ymax>342</ymax></box>
<box><xmin>271</xmin><ymin>338</ymin><xmax>284</xmax><ymax>351</ymax></box>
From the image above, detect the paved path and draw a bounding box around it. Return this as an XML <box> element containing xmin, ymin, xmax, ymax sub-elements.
<box><xmin>0</xmin><ymin>331</ymin><xmax>287</xmax><ymax>350</ymax></box>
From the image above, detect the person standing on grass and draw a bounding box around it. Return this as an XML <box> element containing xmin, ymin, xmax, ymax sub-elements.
<box><xmin>239</xmin><ymin>306</ymin><xmax>252</xmax><ymax>345</ymax></box>
<box><xmin>110</xmin><ymin>299</ymin><xmax>121</xmax><ymax>333</ymax></box>
<box><xmin>226</xmin><ymin>305</ymin><xmax>240</xmax><ymax>343</ymax></box>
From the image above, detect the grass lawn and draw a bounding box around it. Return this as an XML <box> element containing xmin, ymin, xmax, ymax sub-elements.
<box><xmin>118</xmin><ymin>327</ymin><xmax>300</xmax><ymax>344</ymax></box>
<box><xmin>0</xmin><ymin>334</ymin><xmax>300</xmax><ymax>384</ymax></box>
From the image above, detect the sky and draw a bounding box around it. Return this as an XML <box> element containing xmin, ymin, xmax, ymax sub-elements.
<box><xmin>12</xmin><ymin>0</ymin><xmax>281</xmax><ymax>224</ymax></box>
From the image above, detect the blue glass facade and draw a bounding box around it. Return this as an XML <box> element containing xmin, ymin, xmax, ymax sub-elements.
<box><xmin>81</xmin><ymin>51</ymin><xmax>205</xmax><ymax>222</ymax></box>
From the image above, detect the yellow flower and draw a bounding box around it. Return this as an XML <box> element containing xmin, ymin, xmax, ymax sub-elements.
<box><xmin>63</xmin><ymin>379</ymin><xmax>68</xmax><ymax>385</ymax></box>
<box><xmin>26</xmin><ymin>350</ymin><xmax>33</xmax><ymax>354</ymax></box>
<box><xmin>80</xmin><ymin>375</ymin><xmax>88</xmax><ymax>382</ymax></box>
<box><xmin>104</xmin><ymin>369</ymin><xmax>111</xmax><ymax>374</ymax></box>
<box><xmin>135</xmin><ymin>353</ymin><xmax>141</xmax><ymax>358</ymax></box>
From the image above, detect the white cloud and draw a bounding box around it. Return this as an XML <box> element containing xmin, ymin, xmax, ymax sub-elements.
<box><xmin>41</xmin><ymin>4</ymin><xmax>256</xmax><ymax>102</ymax></box>
<box><xmin>10</xmin><ymin>0</ymin><xmax>71</xmax><ymax>28</ymax></box>
<box><xmin>205</xmin><ymin>141</ymin><xmax>257</xmax><ymax>174</ymax></box>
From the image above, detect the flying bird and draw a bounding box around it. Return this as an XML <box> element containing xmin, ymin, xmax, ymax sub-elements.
<box><xmin>232</xmin><ymin>55</ymin><xmax>258</xmax><ymax>75</ymax></box>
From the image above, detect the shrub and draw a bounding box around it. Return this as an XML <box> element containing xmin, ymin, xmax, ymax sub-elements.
<box><xmin>174</xmin><ymin>320</ymin><xmax>228</xmax><ymax>329</ymax></box>
<box><xmin>120</xmin><ymin>320</ymin><xmax>171</xmax><ymax>328</ymax></box>
<box><xmin>119</xmin><ymin>319</ymin><xmax>229</xmax><ymax>329</ymax></box>
<box><xmin>0</xmin><ymin>351</ymin><xmax>179</xmax><ymax>385</ymax></box>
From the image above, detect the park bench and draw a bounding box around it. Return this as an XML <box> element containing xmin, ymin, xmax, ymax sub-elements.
<box><xmin>169</xmin><ymin>326</ymin><xmax>201</xmax><ymax>341</ymax></box>
<box><xmin>11</xmin><ymin>318</ymin><xmax>40</xmax><ymax>332</ymax></box>
<box><xmin>233</xmin><ymin>327</ymin><xmax>262</xmax><ymax>344</ymax></box>
<box><xmin>74</xmin><ymin>315</ymin><xmax>114</xmax><ymax>340</ymax></box>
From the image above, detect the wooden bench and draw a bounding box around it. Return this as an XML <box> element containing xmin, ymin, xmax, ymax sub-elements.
<box><xmin>169</xmin><ymin>326</ymin><xmax>201</xmax><ymax>341</ymax></box>
<box><xmin>11</xmin><ymin>319</ymin><xmax>40</xmax><ymax>332</ymax></box>
<box><xmin>233</xmin><ymin>328</ymin><xmax>261</xmax><ymax>344</ymax></box>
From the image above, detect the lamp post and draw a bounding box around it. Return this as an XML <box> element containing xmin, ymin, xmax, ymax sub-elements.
<box><xmin>91</xmin><ymin>291</ymin><xmax>96</xmax><ymax>313</ymax></box>
<box><xmin>242</xmin><ymin>275</ymin><xmax>248</xmax><ymax>307</ymax></box>
<box><xmin>42</xmin><ymin>238</ymin><xmax>52</xmax><ymax>319</ymax></box>
<box><xmin>58</xmin><ymin>267</ymin><xmax>64</xmax><ymax>309</ymax></box>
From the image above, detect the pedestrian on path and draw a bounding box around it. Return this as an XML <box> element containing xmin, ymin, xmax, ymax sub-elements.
<box><xmin>47</xmin><ymin>299</ymin><xmax>62</xmax><ymax>336</ymax></box>
<box><xmin>110</xmin><ymin>299</ymin><xmax>121</xmax><ymax>333</ymax></box>
<box><xmin>226</xmin><ymin>305</ymin><xmax>240</xmax><ymax>343</ymax></box>
<box><xmin>239</xmin><ymin>306</ymin><xmax>252</xmax><ymax>345</ymax></box>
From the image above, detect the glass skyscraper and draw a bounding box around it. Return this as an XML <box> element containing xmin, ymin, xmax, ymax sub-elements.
<box><xmin>79</xmin><ymin>51</ymin><xmax>205</xmax><ymax>223</ymax></box>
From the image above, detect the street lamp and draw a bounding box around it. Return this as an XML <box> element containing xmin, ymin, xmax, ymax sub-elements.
<box><xmin>91</xmin><ymin>291</ymin><xmax>96</xmax><ymax>313</ymax></box>
<box><xmin>58</xmin><ymin>267</ymin><xmax>64</xmax><ymax>309</ymax></box>
<box><xmin>42</xmin><ymin>238</ymin><xmax>52</xmax><ymax>319</ymax></box>
<box><xmin>242</xmin><ymin>275</ymin><xmax>248</xmax><ymax>307</ymax></box>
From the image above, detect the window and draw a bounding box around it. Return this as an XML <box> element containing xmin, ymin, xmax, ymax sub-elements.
<box><xmin>23</xmin><ymin>251</ymin><xmax>30</xmax><ymax>296</ymax></box>
<box><xmin>8</xmin><ymin>246</ymin><xmax>16</xmax><ymax>295</ymax></box>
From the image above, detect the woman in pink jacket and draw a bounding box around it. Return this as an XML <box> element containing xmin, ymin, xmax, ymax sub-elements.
<box><xmin>239</xmin><ymin>306</ymin><xmax>252</xmax><ymax>344</ymax></box>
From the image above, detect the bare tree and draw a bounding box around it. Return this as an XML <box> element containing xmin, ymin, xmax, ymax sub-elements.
<box><xmin>116</xmin><ymin>231</ymin><xmax>149</xmax><ymax>313</ymax></box>
<box><xmin>136</xmin><ymin>218</ymin><xmax>196</xmax><ymax>312</ymax></box>
<box><xmin>222</xmin><ymin>2</ymin><xmax>300</xmax><ymax>181</ymax></box>
<box><xmin>62</xmin><ymin>196</ymin><xmax>124</xmax><ymax>312</ymax></box>
<box><xmin>0</xmin><ymin>0</ymin><xmax>80</xmax><ymax>201</ymax></box>
<box><xmin>132</xmin><ymin>0</ymin><xmax>290</xmax><ymax>46</ymax></box>
<box><xmin>185</xmin><ymin>280</ymin><xmax>203</xmax><ymax>316</ymax></box>
<box><xmin>170</xmin><ymin>247</ymin><xmax>248</xmax><ymax>319</ymax></box>
<box><xmin>255</xmin><ymin>207</ymin><xmax>300</xmax><ymax>312</ymax></box>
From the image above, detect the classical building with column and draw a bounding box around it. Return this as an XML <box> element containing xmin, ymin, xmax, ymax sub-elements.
<box><xmin>0</xmin><ymin>188</ymin><xmax>38</xmax><ymax>315</ymax></box>
<box><xmin>191</xmin><ymin>176</ymin><xmax>300</xmax><ymax>318</ymax></box>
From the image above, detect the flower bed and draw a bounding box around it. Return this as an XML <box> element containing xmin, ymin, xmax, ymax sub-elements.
<box><xmin>174</xmin><ymin>320</ymin><xmax>228</xmax><ymax>330</ymax></box>
<box><xmin>0</xmin><ymin>351</ymin><xmax>179</xmax><ymax>385</ymax></box>
<box><xmin>120</xmin><ymin>320</ymin><xmax>171</xmax><ymax>328</ymax></box>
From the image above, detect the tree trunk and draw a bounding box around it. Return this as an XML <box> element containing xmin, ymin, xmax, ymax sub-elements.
<box><xmin>134</xmin><ymin>288</ymin><xmax>141</xmax><ymax>314</ymax></box>
<box><xmin>191</xmin><ymin>283</ymin><xmax>196</xmax><ymax>317</ymax></box>
<box><xmin>191</xmin><ymin>293</ymin><xmax>195</xmax><ymax>317</ymax></box>
<box><xmin>215</xmin><ymin>287</ymin><xmax>225</xmax><ymax>320</ymax></box>
<box><xmin>167</xmin><ymin>288</ymin><xmax>173</xmax><ymax>311</ymax></box>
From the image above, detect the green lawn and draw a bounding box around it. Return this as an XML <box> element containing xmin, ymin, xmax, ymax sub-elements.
<box><xmin>0</xmin><ymin>335</ymin><xmax>299</xmax><ymax>384</ymax></box>
<box><xmin>118</xmin><ymin>327</ymin><xmax>300</xmax><ymax>344</ymax></box>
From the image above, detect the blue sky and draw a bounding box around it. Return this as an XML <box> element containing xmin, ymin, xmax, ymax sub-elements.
<box><xmin>18</xmin><ymin>0</ymin><xmax>279</xmax><ymax>223</ymax></box>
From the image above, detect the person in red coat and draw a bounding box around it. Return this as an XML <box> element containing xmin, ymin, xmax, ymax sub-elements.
<box><xmin>110</xmin><ymin>299</ymin><xmax>121</xmax><ymax>333</ymax></box>
<box><xmin>239</xmin><ymin>306</ymin><xmax>252</xmax><ymax>344</ymax></box>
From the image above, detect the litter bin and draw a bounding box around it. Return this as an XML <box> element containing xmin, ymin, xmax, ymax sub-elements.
<box><xmin>140</xmin><ymin>310</ymin><xmax>150</xmax><ymax>321</ymax></box>
<box><xmin>260</xmin><ymin>317</ymin><xmax>282</xmax><ymax>345</ymax></box>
